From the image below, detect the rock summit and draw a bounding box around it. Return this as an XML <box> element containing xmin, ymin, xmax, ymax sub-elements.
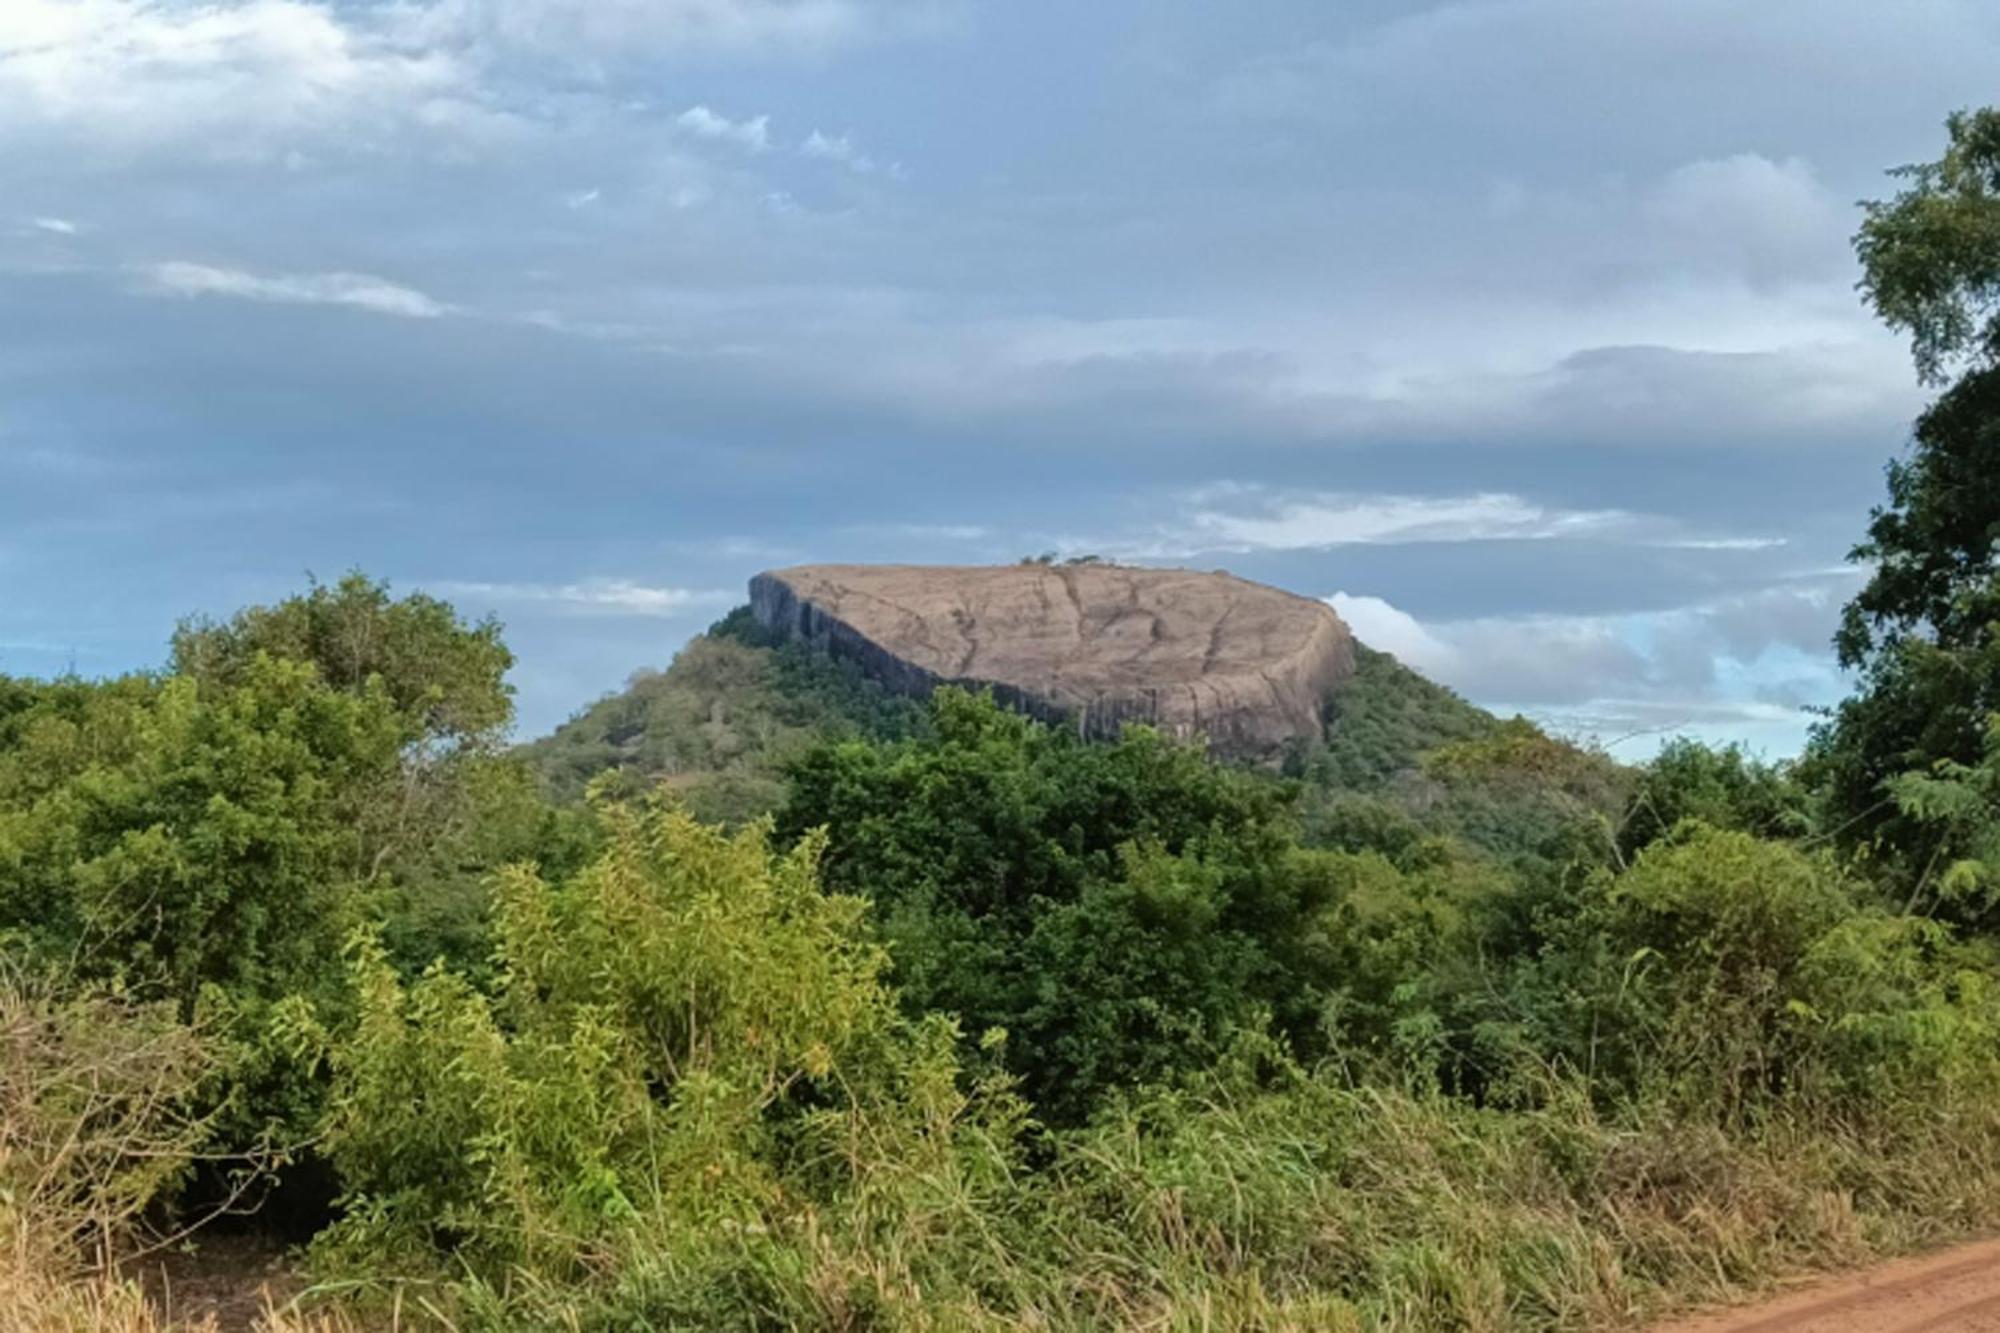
<box><xmin>749</xmin><ymin>562</ymin><xmax>1354</xmax><ymax>757</ymax></box>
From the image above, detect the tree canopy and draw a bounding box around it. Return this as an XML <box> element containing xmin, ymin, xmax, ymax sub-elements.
<box><xmin>1813</xmin><ymin>110</ymin><xmax>2000</xmax><ymax>892</ymax></box>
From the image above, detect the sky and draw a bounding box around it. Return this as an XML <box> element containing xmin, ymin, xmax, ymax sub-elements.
<box><xmin>1</xmin><ymin>0</ymin><xmax>1993</xmax><ymax>753</ymax></box>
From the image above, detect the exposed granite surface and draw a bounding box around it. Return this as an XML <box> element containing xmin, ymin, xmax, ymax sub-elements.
<box><xmin>749</xmin><ymin>563</ymin><xmax>1354</xmax><ymax>757</ymax></box>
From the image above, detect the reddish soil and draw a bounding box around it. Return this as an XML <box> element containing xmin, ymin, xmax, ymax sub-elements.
<box><xmin>1654</xmin><ymin>1237</ymin><xmax>2000</xmax><ymax>1332</ymax></box>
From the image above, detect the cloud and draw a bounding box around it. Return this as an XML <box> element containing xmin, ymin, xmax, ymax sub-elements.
<box><xmin>0</xmin><ymin>0</ymin><xmax>492</xmax><ymax>157</ymax></box>
<box><xmin>404</xmin><ymin>0</ymin><xmax>926</xmax><ymax>62</ymax></box>
<box><xmin>436</xmin><ymin>579</ymin><xmax>735</xmax><ymax>616</ymax></box>
<box><xmin>29</xmin><ymin>216</ymin><xmax>78</xmax><ymax>235</ymax></box>
<box><xmin>848</xmin><ymin>522</ymin><xmax>991</xmax><ymax>541</ymax></box>
<box><xmin>1048</xmin><ymin>485</ymin><xmax>1779</xmax><ymax>561</ymax></box>
<box><xmin>1208</xmin><ymin>0</ymin><xmax>2000</xmax><ymax>173</ymax></box>
<box><xmin>0</xmin><ymin>441</ymin><xmax>107</xmax><ymax>478</ymax></box>
<box><xmin>1326</xmin><ymin>593</ymin><xmax>1459</xmax><ymax>675</ymax></box>
<box><xmin>1644</xmin><ymin>153</ymin><xmax>1848</xmax><ymax>286</ymax></box>
<box><xmin>1323</xmin><ymin>578</ymin><xmax>1856</xmax><ymax>754</ymax></box>
<box><xmin>0</xmin><ymin>0</ymin><xmax>933</xmax><ymax>164</ymax></box>
<box><xmin>677</xmin><ymin>105</ymin><xmax>772</xmax><ymax>151</ymax></box>
<box><xmin>801</xmin><ymin>128</ymin><xmax>898</xmax><ymax>176</ymax></box>
<box><xmin>1183</xmin><ymin>487</ymin><xmax>1633</xmax><ymax>551</ymax></box>
<box><xmin>1505</xmin><ymin>343</ymin><xmax>1912</xmax><ymax>445</ymax></box>
<box><xmin>145</xmin><ymin>263</ymin><xmax>450</xmax><ymax>319</ymax></box>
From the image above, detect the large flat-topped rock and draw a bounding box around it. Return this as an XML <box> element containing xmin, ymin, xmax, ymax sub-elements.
<box><xmin>749</xmin><ymin>563</ymin><xmax>1354</xmax><ymax>756</ymax></box>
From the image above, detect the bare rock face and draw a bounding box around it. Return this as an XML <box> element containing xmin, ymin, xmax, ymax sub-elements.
<box><xmin>749</xmin><ymin>563</ymin><xmax>1354</xmax><ymax>757</ymax></box>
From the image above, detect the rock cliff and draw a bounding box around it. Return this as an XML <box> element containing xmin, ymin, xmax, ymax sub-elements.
<box><xmin>748</xmin><ymin>563</ymin><xmax>1354</xmax><ymax>757</ymax></box>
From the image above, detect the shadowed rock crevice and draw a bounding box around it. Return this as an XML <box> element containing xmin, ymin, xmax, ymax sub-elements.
<box><xmin>749</xmin><ymin>563</ymin><xmax>1355</xmax><ymax>758</ymax></box>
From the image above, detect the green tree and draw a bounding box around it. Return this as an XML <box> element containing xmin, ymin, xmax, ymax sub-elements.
<box><xmin>1618</xmin><ymin>738</ymin><xmax>1809</xmax><ymax>858</ymax></box>
<box><xmin>778</xmin><ymin>689</ymin><xmax>1340</xmax><ymax>1123</ymax></box>
<box><xmin>171</xmin><ymin>570</ymin><xmax>513</xmax><ymax>746</ymax></box>
<box><xmin>1816</xmin><ymin>109</ymin><xmax>2000</xmax><ymax>867</ymax></box>
<box><xmin>0</xmin><ymin>577</ymin><xmax>567</xmax><ymax>1010</ymax></box>
<box><xmin>1881</xmin><ymin>712</ymin><xmax>2000</xmax><ymax>919</ymax></box>
<box><xmin>0</xmin><ymin>663</ymin><xmax>398</xmax><ymax>1016</ymax></box>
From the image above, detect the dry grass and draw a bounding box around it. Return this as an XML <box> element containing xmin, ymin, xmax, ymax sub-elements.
<box><xmin>0</xmin><ymin>1258</ymin><xmax>371</xmax><ymax>1333</ymax></box>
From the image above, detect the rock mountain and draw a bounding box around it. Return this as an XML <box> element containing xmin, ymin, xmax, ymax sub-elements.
<box><xmin>749</xmin><ymin>563</ymin><xmax>1355</xmax><ymax>758</ymax></box>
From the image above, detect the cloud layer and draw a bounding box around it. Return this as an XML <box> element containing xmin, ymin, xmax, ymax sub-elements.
<box><xmin>1</xmin><ymin>0</ymin><xmax>1985</xmax><ymax>743</ymax></box>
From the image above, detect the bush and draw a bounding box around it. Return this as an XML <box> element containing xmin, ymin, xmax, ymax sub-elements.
<box><xmin>523</xmin><ymin>613</ymin><xmax>924</xmax><ymax>808</ymax></box>
<box><xmin>778</xmin><ymin>689</ymin><xmax>1341</xmax><ymax>1123</ymax></box>
<box><xmin>313</xmin><ymin>793</ymin><xmax>1028</xmax><ymax>1325</ymax></box>
<box><xmin>1497</xmin><ymin>825</ymin><xmax>2000</xmax><ymax>1118</ymax></box>
<box><xmin>1619</xmin><ymin>738</ymin><xmax>1810</xmax><ymax>858</ymax></box>
<box><xmin>0</xmin><ymin>964</ymin><xmax>221</xmax><ymax>1279</ymax></box>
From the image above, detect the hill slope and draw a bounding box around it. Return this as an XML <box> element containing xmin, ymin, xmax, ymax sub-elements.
<box><xmin>523</xmin><ymin>606</ymin><xmax>1626</xmax><ymax>856</ymax></box>
<box><xmin>521</xmin><ymin>607</ymin><xmax>925</xmax><ymax>817</ymax></box>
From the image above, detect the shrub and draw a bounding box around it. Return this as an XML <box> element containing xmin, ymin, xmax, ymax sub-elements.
<box><xmin>313</xmin><ymin>793</ymin><xmax>1028</xmax><ymax>1325</ymax></box>
<box><xmin>1619</xmin><ymin>738</ymin><xmax>1810</xmax><ymax>858</ymax></box>
<box><xmin>778</xmin><ymin>689</ymin><xmax>1340</xmax><ymax>1123</ymax></box>
<box><xmin>0</xmin><ymin>964</ymin><xmax>221</xmax><ymax>1279</ymax></box>
<box><xmin>1498</xmin><ymin>825</ymin><xmax>2000</xmax><ymax>1118</ymax></box>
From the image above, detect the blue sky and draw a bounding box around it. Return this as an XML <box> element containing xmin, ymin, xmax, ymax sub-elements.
<box><xmin>3</xmin><ymin>0</ymin><xmax>1994</xmax><ymax>752</ymax></box>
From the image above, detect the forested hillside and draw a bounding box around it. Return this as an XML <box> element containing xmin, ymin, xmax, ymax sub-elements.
<box><xmin>523</xmin><ymin>611</ymin><xmax>1621</xmax><ymax>863</ymax></box>
<box><xmin>520</xmin><ymin>606</ymin><xmax>925</xmax><ymax>817</ymax></box>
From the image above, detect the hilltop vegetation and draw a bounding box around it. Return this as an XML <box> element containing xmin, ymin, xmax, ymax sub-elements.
<box><xmin>521</xmin><ymin>606</ymin><xmax>924</xmax><ymax>819</ymax></box>
<box><xmin>521</xmin><ymin>614</ymin><xmax>1619</xmax><ymax>862</ymax></box>
<box><xmin>10</xmin><ymin>112</ymin><xmax>2000</xmax><ymax>1331</ymax></box>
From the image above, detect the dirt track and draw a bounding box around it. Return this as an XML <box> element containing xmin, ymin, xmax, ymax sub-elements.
<box><xmin>1653</xmin><ymin>1237</ymin><xmax>2000</xmax><ymax>1332</ymax></box>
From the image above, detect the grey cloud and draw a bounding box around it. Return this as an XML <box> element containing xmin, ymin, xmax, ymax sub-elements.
<box><xmin>1208</xmin><ymin>0</ymin><xmax>2000</xmax><ymax>176</ymax></box>
<box><xmin>0</xmin><ymin>0</ymin><xmax>1962</xmax><ymax>745</ymax></box>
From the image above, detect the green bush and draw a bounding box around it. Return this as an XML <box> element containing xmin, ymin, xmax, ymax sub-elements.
<box><xmin>523</xmin><ymin>611</ymin><xmax>924</xmax><ymax>808</ymax></box>
<box><xmin>1497</xmin><ymin>825</ymin><xmax>2000</xmax><ymax>1118</ymax></box>
<box><xmin>778</xmin><ymin>689</ymin><xmax>1342</xmax><ymax>1123</ymax></box>
<box><xmin>1619</xmin><ymin>738</ymin><xmax>1810</xmax><ymax>858</ymax></box>
<box><xmin>313</xmin><ymin>793</ymin><xmax>1029</xmax><ymax>1325</ymax></box>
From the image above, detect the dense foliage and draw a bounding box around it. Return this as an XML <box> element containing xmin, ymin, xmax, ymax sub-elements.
<box><xmin>522</xmin><ymin>606</ymin><xmax>922</xmax><ymax>818</ymax></box>
<box><xmin>14</xmin><ymin>110</ymin><xmax>2000</xmax><ymax>1331</ymax></box>
<box><xmin>1813</xmin><ymin>109</ymin><xmax>2000</xmax><ymax>895</ymax></box>
<box><xmin>778</xmin><ymin>689</ymin><xmax>1343</xmax><ymax>1122</ymax></box>
<box><xmin>13</xmin><ymin>559</ymin><xmax>2000</xmax><ymax>1329</ymax></box>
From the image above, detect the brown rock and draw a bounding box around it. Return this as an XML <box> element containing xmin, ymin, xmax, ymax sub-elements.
<box><xmin>749</xmin><ymin>563</ymin><xmax>1354</xmax><ymax>757</ymax></box>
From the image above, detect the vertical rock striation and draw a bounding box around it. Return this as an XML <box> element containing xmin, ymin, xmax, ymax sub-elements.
<box><xmin>749</xmin><ymin>563</ymin><xmax>1354</xmax><ymax>758</ymax></box>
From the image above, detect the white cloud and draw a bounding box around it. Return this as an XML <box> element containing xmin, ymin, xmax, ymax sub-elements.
<box><xmin>1656</xmin><ymin>536</ymin><xmax>1788</xmax><ymax>552</ymax></box>
<box><xmin>1033</xmin><ymin>485</ymin><xmax>1782</xmax><ymax>563</ymax></box>
<box><xmin>1644</xmin><ymin>153</ymin><xmax>1847</xmax><ymax>286</ymax></box>
<box><xmin>801</xmin><ymin>128</ymin><xmax>899</xmax><ymax>176</ymax></box>
<box><xmin>1326</xmin><ymin>592</ymin><xmax>1459</xmax><ymax>675</ymax></box>
<box><xmin>0</xmin><ymin>441</ymin><xmax>106</xmax><ymax>477</ymax></box>
<box><xmin>404</xmin><ymin>0</ymin><xmax>913</xmax><ymax>61</ymax></box>
<box><xmin>0</xmin><ymin>0</ymin><xmax>492</xmax><ymax>156</ymax></box>
<box><xmin>145</xmin><ymin>262</ymin><xmax>450</xmax><ymax>319</ymax></box>
<box><xmin>0</xmin><ymin>0</ymin><xmax>926</xmax><ymax>166</ymax></box>
<box><xmin>437</xmin><ymin>579</ymin><xmax>735</xmax><ymax>616</ymax></box>
<box><xmin>30</xmin><ymin>216</ymin><xmax>78</xmax><ymax>235</ymax></box>
<box><xmin>677</xmin><ymin>104</ymin><xmax>772</xmax><ymax>151</ymax></box>
<box><xmin>1322</xmin><ymin>580</ymin><xmax>1855</xmax><ymax>755</ymax></box>
<box><xmin>847</xmin><ymin>521</ymin><xmax>991</xmax><ymax>541</ymax></box>
<box><xmin>563</xmin><ymin>187</ymin><xmax>601</xmax><ymax>209</ymax></box>
<box><xmin>1185</xmin><ymin>487</ymin><xmax>1632</xmax><ymax>551</ymax></box>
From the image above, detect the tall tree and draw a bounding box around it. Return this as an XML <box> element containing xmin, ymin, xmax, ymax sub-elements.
<box><xmin>1816</xmin><ymin>109</ymin><xmax>2000</xmax><ymax>882</ymax></box>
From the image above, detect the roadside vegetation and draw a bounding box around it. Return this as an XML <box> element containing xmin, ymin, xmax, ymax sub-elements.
<box><xmin>8</xmin><ymin>111</ymin><xmax>2000</xmax><ymax>1331</ymax></box>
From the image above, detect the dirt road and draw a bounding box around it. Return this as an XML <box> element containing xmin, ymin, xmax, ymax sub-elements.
<box><xmin>1654</xmin><ymin>1237</ymin><xmax>2000</xmax><ymax>1332</ymax></box>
